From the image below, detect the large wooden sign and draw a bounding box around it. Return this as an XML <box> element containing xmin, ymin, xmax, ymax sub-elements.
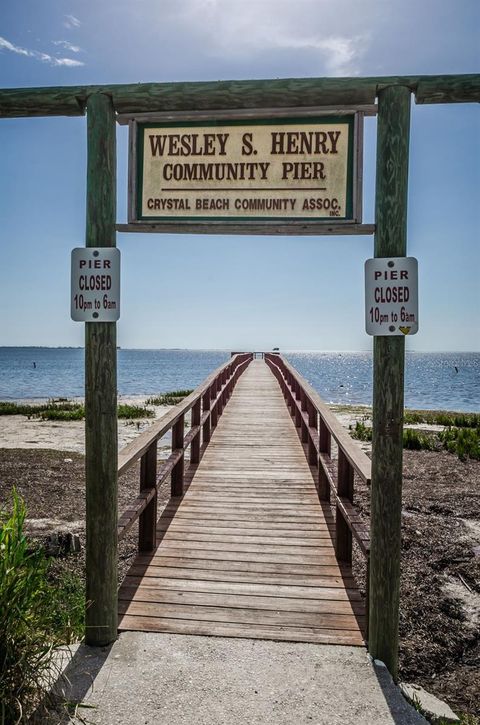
<box><xmin>128</xmin><ymin>114</ymin><xmax>363</xmax><ymax>229</ymax></box>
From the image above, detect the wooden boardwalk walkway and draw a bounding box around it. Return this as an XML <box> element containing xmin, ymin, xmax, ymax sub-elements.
<box><xmin>118</xmin><ymin>360</ymin><xmax>365</xmax><ymax>646</ymax></box>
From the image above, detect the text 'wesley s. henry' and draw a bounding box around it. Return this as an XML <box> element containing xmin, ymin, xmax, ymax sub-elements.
<box><xmin>148</xmin><ymin>130</ymin><xmax>342</xmax><ymax>181</ymax></box>
<box><xmin>139</xmin><ymin>119</ymin><xmax>354</xmax><ymax>220</ymax></box>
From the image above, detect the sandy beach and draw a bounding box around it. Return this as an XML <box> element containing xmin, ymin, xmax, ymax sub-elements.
<box><xmin>0</xmin><ymin>393</ymin><xmax>373</xmax><ymax>454</ymax></box>
<box><xmin>0</xmin><ymin>398</ymin><xmax>478</xmax><ymax>718</ymax></box>
<box><xmin>0</xmin><ymin>399</ymin><xmax>449</xmax><ymax>457</ymax></box>
<box><xmin>0</xmin><ymin>396</ymin><xmax>173</xmax><ymax>453</ymax></box>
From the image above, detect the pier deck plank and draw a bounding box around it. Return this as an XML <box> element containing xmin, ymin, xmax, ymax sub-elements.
<box><xmin>118</xmin><ymin>361</ymin><xmax>365</xmax><ymax>646</ymax></box>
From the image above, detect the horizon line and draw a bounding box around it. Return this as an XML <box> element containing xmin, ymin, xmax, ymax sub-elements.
<box><xmin>0</xmin><ymin>346</ymin><xmax>479</xmax><ymax>354</ymax></box>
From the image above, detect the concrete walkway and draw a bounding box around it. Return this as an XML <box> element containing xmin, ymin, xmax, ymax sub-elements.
<box><xmin>55</xmin><ymin>632</ymin><xmax>426</xmax><ymax>725</ymax></box>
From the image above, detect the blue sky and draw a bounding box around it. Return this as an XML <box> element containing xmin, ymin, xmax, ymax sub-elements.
<box><xmin>0</xmin><ymin>0</ymin><xmax>478</xmax><ymax>351</ymax></box>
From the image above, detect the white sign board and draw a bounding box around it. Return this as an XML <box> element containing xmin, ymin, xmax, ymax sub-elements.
<box><xmin>365</xmin><ymin>257</ymin><xmax>418</xmax><ymax>336</ymax></box>
<box><xmin>71</xmin><ymin>248</ymin><xmax>120</xmax><ymax>322</ymax></box>
<box><xmin>131</xmin><ymin>114</ymin><xmax>362</xmax><ymax>226</ymax></box>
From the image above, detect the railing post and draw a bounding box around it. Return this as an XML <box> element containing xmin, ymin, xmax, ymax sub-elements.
<box><xmin>225</xmin><ymin>365</ymin><xmax>231</xmax><ymax>400</ymax></box>
<box><xmin>211</xmin><ymin>380</ymin><xmax>218</xmax><ymax>428</ymax></box>
<box><xmin>307</xmin><ymin>399</ymin><xmax>318</xmax><ymax>466</ymax></box>
<box><xmin>218</xmin><ymin>372</ymin><xmax>224</xmax><ymax>416</ymax></box>
<box><xmin>190</xmin><ymin>399</ymin><xmax>201</xmax><ymax>464</ymax></box>
<box><xmin>336</xmin><ymin>449</ymin><xmax>354</xmax><ymax>563</ymax></box>
<box><xmin>139</xmin><ymin>441</ymin><xmax>157</xmax><ymax>552</ymax></box>
<box><xmin>318</xmin><ymin>418</ymin><xmax>331</xmax><ymax>501</ymax></box>
<box><xmin>221</xmin><ymin>369</ymin><xmax>227</xmax><ymax>412</ymax></box>
<box><xmin>294</xmin><ymin>381</ymin><xmax>302</xmax><ymax>428</ymax></box>
<box><xmin>289</xmin><ymin>377</ymin><xmax>296</xmax><ymax>415</ymax></box>
<box><xmin>171</xmin><ymin>414</ymin><xmax>184</xmax><ymax>496</ymax></box>
<box><xmin>202</xmin><ymin>389</ymin><xmax>211</xmax><ymax>443</ymax></box>
<box><xmin>300</xmin><ymin>390</ymin><xmax>308</xmax><ymax>443</ymax></box>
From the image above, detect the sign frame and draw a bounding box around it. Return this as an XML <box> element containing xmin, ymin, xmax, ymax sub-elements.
<box><xmin>364</xmin><ymin>256</ymin><xmax>419</xmax><ymax>337</ymax></box>
<box><xmin>71</xmin><ymin>247</ymin><xmax>121</xmax><ymax>322</ymax></box>
<box><xmin>126</xmin><ymin>109</ymin><xmax>365</xmax><ymax>233</ymax></box>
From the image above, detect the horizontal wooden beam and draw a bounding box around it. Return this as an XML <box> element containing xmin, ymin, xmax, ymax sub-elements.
<box><xmin>0</xmin><ymin>86</ymin><xmax>87</xmax><ymax>117</ymax></box>
<box><xmin>117</xmin><ymin>488</ymin><xmax>156</xmax><ymax>541</ymax></box>
<box><xmin>0</xmin><ymin>75</ymin><xmax>478</xmax><ymax>118</ymax></box>
<box><xmin>415</xmin><ymin>75</ymin><xmax>480</xmax><ymax>104</ymax></box>
<box><xmin>116</xmin><ymin>104</ymin><xmax>378</xmax><ymax>125</ymax></box>
<box><xmin>116</xmin><ymin>222</ymin><xmax>376</xmax><ymax>236</ymax></box>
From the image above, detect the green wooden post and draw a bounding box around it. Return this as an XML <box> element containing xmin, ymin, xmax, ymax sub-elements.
<box><xmin>85</xmin><ymin>93</ymin><xmax>118</xmax><ymax>646</ymax></box>
<box><xmin>369</xmin><ymin>85</ymin><xmax>411</xmax><ymax>679</ymax></box>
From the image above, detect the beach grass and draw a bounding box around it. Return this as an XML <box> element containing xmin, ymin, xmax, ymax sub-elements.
<box><xmin>0</xmin><ymin>400</ymin><xmax>80</xmax><ymax>417</ymax></box>
<box><xmin>439</xmin><ymin>427</ymin><xmax>480</xmax><ymax>461</ymax></box>
<box><xmin>0</xmin><ymin>489</ymin><xmax>85</xmax><ymax>723</ymax></box>
<box><xmin>0</xmin><ymin>400</ymin><xmax>155</xmax><ymax>421</ymax></box>
<box><xmin>403</xmin><ymin>428</ymin><xmax>437</xmax><ymax>451</ymax></box>
<box><xmin>350</xmin><ymin>418</ymin><xmax>479</xmax><ymax>459</ymax></box>
<box><xmin>145</xmin><ymin>389</ymin><xmax>194</xmax><ymax>406</ymax></box>
<box><xmin>117</xmin><ymin>404</ymin><xmax>155</xmax><ymax>419</ymax></box>
<box><xmin>403</xmin><ymin>410</ymin><xmax>480</xmax><ymax>428</ymax></box>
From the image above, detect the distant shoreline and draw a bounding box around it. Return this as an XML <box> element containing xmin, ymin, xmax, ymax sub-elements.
<box><xmin>1</xmin><ymin>349</ymin><xmax>478</xmax><ymax>413</ymax></box>
<box><xmin>1</xmin><ymin>346</ymin><xmax>479</xmax><ymax>354</ymax></box>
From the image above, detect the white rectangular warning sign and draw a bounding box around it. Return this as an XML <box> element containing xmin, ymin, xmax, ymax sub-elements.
<box><xmin>365</xmin><ymin>257</ymin><xmax>418</xmax><ymax>336</ymax></box>
<box><xmin>71</xmin><ymin>248</ymin><xmax>120</xmax><ymax>322</ymax></box>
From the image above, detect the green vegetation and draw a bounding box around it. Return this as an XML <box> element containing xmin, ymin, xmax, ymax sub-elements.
<box><xmin>45</xmin><ymin>567</ymin><xmax>85</xmax><ymax>646</ymax></box>
<box><xmin>0</xmin><ymin>490</ymin><xmax>85</xmax><ymax>723</ymax></box>
<box><xmin>117</xmin><ymin>404</ymin><xmax>154</xmax><ymax>419</ymax></box>
<box><xmin>0</xmin><ymin>400</ymin><xmax>80</xmax><ymax>417</ymax></box>
<box><xmin>456</xmin><ymin>714</ymin><xmax>480</xmax><ymax>725</ymax></box>
<box><xmin>402</xmin><ymin>428</ymin><xmax>436</xmax><ymax>451</ymax></box>
<box><xmin>439</xmin><ymin>427</ymin><xmax>480</xmax><ymax>461</ymax></box>
<box><xmin>350</xmin><ymin>420</ymin><xmax>372</xmax><ymax>442</ymax></box>
<box><xmin>403</xmin><ymin>410</ymin><xmax>480</xmax><ymax>428</ymax></box>
<box><xmin>39</xmin><ymin>406</ymin><xmax>84</xmax><ymax>421</ymax></box>
<box><xmin>0</xmin><ymin>400</ymin><xmax>154</xmax><ymax>421</ymax></box>
<box><xmin>145</xmin><ymin>389</ymin><xmax>193</xmax><ymax>406</ymax></box>
<box><xmin>350</xmin><ymin>417</ymin><xmax>479</xmax><ymax>461</ymax></box>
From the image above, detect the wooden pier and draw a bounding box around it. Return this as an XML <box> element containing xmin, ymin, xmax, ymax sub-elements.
<box><xmin>116</xmin><ymin>355</ymin><xmax>370</xmax><ymax>646</ymax></box>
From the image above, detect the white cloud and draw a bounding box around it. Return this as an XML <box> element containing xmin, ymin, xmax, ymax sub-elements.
<box><xmin>64</xmin><ymin>14</ymin><xmax>81</xmax><ymax>29</ymax></box>
<box><xmin>165</xmin><ymin>0</ymin><xmax>368</xmax><ymax>76</ymax></box>
<box><xmin>53</xmin><ymin>40</ymin><xmax>81</xmax><ymax>53</ymax></box>
<box><xmin>0</xmin><ymin>36</ymin><xmax>30</xmax><ymax>57</ymax></box>
<box><xmin>314</xmin><ymin>37</ymin><xmax>365</xmax><ymax>76</ymax></box>
<box><xmin>0</xmin><ymin>35</ymin><xmax>84</xmax><ymax>67</ymax></box>
<box><xmin>53</xmin><ymin>57</ymin><xmax>83</xmax><ymax>67</ymax></box>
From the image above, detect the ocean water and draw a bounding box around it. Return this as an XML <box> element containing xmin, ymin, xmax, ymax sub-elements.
<box><xmin>285</xmin><ymin>351</ymin><xmax>479</xmax><ymax>413</ymax></box>
<box><xmin>0</xmin><ymin>347</ymin><xmax>478</xmax><ymax>412</ymax></box>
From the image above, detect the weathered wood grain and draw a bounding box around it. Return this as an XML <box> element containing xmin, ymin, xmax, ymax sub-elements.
<box><xmin>415</xmin><ymin>75</ymin><xmax>480</xmax><ymax>104</ymax></box>
<box><xmin>119</xmin><ymin>361</ymin><xmax>365</xmax><ymax>645</ymax></box>
<box><xmin>138</xmin><ymin>442</ymin><xmax>157</xmax><ymax>552</ymax></box>
<box><xmin>369</xmin><ymin>85</ymin><xmax>411</xmax><ymax>680</ymax></box>
<box><xmin>116</xmin><ymin>222</ymin><xmax>376</xmax><ymax>236</ymax></box>
<box><xmin>85</xmin><ymin>93</ymin><xmax>118</xmax><ymax>647</ymax></box>
<box><xmin>120</xmin><ymin>576</ymin><xmax>361</xmax><ymax>598</ymax></box>
<box><xmin>0</xmin><ymin>74</ymin><xmax>478</xmax><ymax>118</ymax></box>
<box><xmin>117</xmin><ymin>616</ymin><xmax>364</xmax><ymax>646</ymax></box>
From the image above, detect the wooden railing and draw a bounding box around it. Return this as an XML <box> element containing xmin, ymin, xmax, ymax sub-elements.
<box><xmin>117</xmin><ymin>353</ymin><xmax>253</xmax><ymax>551</ymax></box>
<box><xmin>265</xmin><ymin>353</ymin><xmax>371</xmax><ymax>613</ymax></box>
